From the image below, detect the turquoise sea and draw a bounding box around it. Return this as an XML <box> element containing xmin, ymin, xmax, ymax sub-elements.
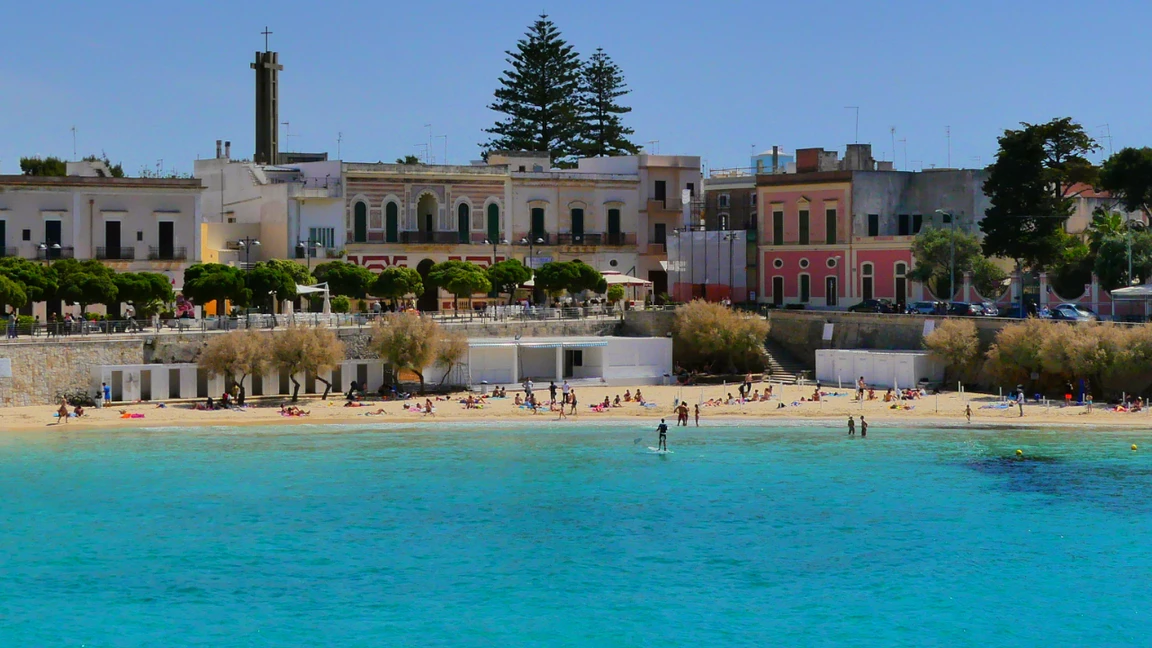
<box><xmin>1</xmin><ymin>421</ymin><xmax>1150</xmax><ymax>646</ymax></box>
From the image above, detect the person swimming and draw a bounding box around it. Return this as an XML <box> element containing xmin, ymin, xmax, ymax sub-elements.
<box><xmin>657</xmin><ymin>418</ymin><xmax>669</xmax><ymax>451</ymax></box>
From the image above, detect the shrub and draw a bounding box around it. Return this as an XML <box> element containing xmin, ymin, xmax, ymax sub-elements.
<box><xmin>923</xmin><ymin>318</ymin><xmax>979</xmax><ymax>384</ymax></box>
<box><xmin>330</xmin><ymin>295</ymin><xmax>351</xmax><ymax>313</ymax></box>
<box><xmin>672</xmin><ymin>300</ymin><xmax>769</xmax><ymax>374</ymax></box>
<box><xmin>984</xmin><ymin>318</ymin><xmax>1049</xmax><ymax>386</ymax></box>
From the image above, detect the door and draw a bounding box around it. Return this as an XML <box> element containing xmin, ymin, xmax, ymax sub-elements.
<box><xmin>654</xmin><ymin>223</ymin><xmax>667</xmax><ymax>246</ymax></box>
<box><xmin>111</xmin><ymin>371</ymin><xmax>124</xmax><ymax>401</ymax></box>
<box><xmin>826</xmin><ymin>276</ymin><xmax>838</xmax><ymax>307</ymax></box>
<box><xmin>386</xmin><ymin>203</ymin><xmax>399</xmax><ymax>243</ymax></box>
<box><xmin>487</xmin><ymin>204</ymin><xmax>500</xmax><ymax>243</ymax></box>
<box><xmin>356</xmin><ymin>364</ymin><xmax>369</xmax><ymax>392</ymax></box>
<box><xmin>799</xmin><ymin>275</ymin><xmax>810</xmax><ymax>303</ymax></box>
<box><xmin>826</xmin><ymin>209</ymin><xmax>837</xmax><ymax>244</ymax></box>
<box><xmin>458</xmin><ymin>204</ymin><xmax>470</xmax><ymax>244</ymax></box>
<box><xmin>654</xmin><ymin>180</ymin><xmax>667</xmax><ymax>206</ymax></box>
<box><xmin>895</xmin><ymin>277</ymin><xmax>907</xmax><ymax>308</ymax></box>
<box><xmin>354</xmin><ymin>203</ymin><xmax>368</xmax><ymax>243</ymax></box>
<box><xmin>45</xmin><ymin>220</ymin><xmax>62</xmax><ymax>258</ymax></box>
<box><xmin>607</xmin><ymin>209</ymin><xmax>621</xmax><ymax>244</ymax></box>
<box><xmin>772</xmin><ymin>276</ymin><xmax>784</xmax><ymax>306</ymax></box>
<box><xmin>251</xmin><ymin>373</ymin><xmax>263</xmax><ymax>397</ymax></box>
<box><xmin>105</xmin><ymin>220</ymin><xmax>121</xmax><ymax>259</ymax></box>
<box><xmin>168</xmin><ymin>368</ymin><xmax>181</xmax><ymax>399</ymax></box>
<box><xmin>571</xmin><ymin>208</ymin><xmax>584</xmax><ymax>242</ymax></box>
<box><xmin>158</xmin><ymin>221</ymin><xmax>175</xmax><ymax>259</ymax></box>
<box><xmin>140</xmin><ymin>370</ymin><xmax>152</xmax><ymax>401</ymax></box>
<box><xmin>649</xmin><ymin>270</ymin><xmax>667</xmax><ymax>300</ymax></box>
<box><xmin>798</xmin><ymin>210</ymin><xmax>809</xmax><ymax>245</ymax></box>
<box><xmin>531</xmin><ymin>208</ymin><xmax>545</xmax><ymax>239</ymax></box>
<box><xmin>862</xmin><ymin>277</ymin><xmax>874</xmax><ymax>301</ymax></box>
<box><xmin>196</xmin><ymin>368</ymin><xmax>208</xmax><ymax>398</ymax></box>
<box><xmin>772</xmin><ymin>211</ymin><xmax>783</xmax><ymax>245</ymax></box>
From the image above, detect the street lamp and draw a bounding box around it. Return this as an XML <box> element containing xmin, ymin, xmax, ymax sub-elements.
<box><xmin>722</xmin><ymin>232</ymin><xmax>738</xmax><ymax>303</ymax></box>
<box><xmin>520</xmin><ymin>236</ymin><xmax>544</xmax><ymax>268</ymax></box>
<box><xmin>296</xmin><ymin>238</ymin><xmax>322</xmax><ymax>272</ymax></box>
<box><xmin>237</xmin><ymin>237</ymin><xmax>260</xmax><ymax>319</ymax></box>
<box><xmin>484</xmin><ymin>238</ymin><xmax>508</xmax><ymax>299</ymax></box>
<box><xmin>934</xmin><ymin>209</ymin><xmax>957</xmax><ymax>301</ymax></box>
<box><xmin>37</xmin><ymin>242</ymin><xmax>62</xmax><ymax>266</ymax></box>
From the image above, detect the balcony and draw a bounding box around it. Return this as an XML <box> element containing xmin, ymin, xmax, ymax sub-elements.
<box><xmin>285</xmin><ymin>178</ymin><xmax>343</xmax><ymax>199</ymax></box>
<box><xmin>400</xmin><ymin>231</ymin><xmax>469</xmax><ymax>245</ymax></box>
<box><xmin>148</xmin><ymin>246</ymin><xmax>188</xmax><ymax>261</ymax></box>
<box><xmin>556</xmin><ymin>232</ymin><xmax>603</xmax><ymax>246</ymax></box>
<box><xmin>96</xmin><ymin>247</ymin><xmax>137</xmax><ymax>261</ymax></box>
<box><xmin>0</xmin><ymin>247</ymin><xmax>17</xmax><ymax>258</ymax></box>
<box><xmin>647</xmin><ymin>198</ymin><xmax>684</xmax><ymax>214</ymax></box>
<box><xmin>36</xmin><ymin>246</ymin><xmax>75</xmax><ymax>261</ymax></box>
<box><xmin>604</xmin><ymin>232</ymin><xmax>634</xmax><ymax>246</ymax></box>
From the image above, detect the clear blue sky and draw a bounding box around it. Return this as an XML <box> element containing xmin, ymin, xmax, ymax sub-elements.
<box><xmin>2</xmin><ymin>0</ymin><xmax>1147</xmax><ymax>175</ymax></box>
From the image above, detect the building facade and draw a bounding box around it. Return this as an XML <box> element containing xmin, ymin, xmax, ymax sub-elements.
<box><xmin>0</xmin><ymin>160</ymin><xmax>203</xmax><ymax>317</ymax></box>
<box><xmin>756</xmin><ymin>145</ymin><xmax>989</xmax><ymax>309</ymax></box>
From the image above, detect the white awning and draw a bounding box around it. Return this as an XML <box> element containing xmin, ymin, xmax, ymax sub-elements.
<box><xmin>295</xmin><ymin>282</ymin><xmax>329</xmax><ymax>295</ymax></box>
<box><xmin>522</xmin><ymin>272</ymin><xmax>651</xmax><ymax>288</ymax></box>
<box><xmin>1111</xmin><ymin>284</ymin><xmax>1152</xmax><ymax>300</ymax></box>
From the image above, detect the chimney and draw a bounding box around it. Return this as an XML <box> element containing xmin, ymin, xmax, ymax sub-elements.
<box><xmin>225</xmin><ymin>141</ymin><xmax>231</xmax><ymax>159</ymax></box>
<box><xmin>216</xmin><ymin>140</ymin><xmax>223</xmax><ymax>158</ymax></box>
<box><xmin>772</xmin><ymin>145</ymin><xmax>779</xmax><ymax>174</ymax></box>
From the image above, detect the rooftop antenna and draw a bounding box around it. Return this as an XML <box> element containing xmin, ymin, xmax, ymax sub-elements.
<box><xmin>845</xmin><ymin>106</ymin><xmax>859</xmax><ymax>143</ymax></box>
<box><xmin>413</xmin><ymin>143</ymin><xmax>429</xmax><ymax>163</ymax></box>
<box><xmin>281</xmin><ymin>121</ymin><xmax>299</xmax><ymax>151</ymax></box>
<box><xmin>889</xmin><ymin>126</ymin><xmax>896</xmax><ymax>163</ymax></box>
<box><xmin>898</xmin><ymin>138</ymin><xmax>907</xmax><ymax>171</ymax></box>
<box><xmin>424</xmin><ymin>124</ymin><xmax>433</xmax><ymax>163</ymax></box>
<box><xmin>337</xmin><ymin>132</ymin><xmax>343</xmax><ymax>159</ymax></box>
<box><xmin>946</xmin><ymin>126</ymin><xmax>951</xmax><ymax>167</ymax></box>
<box><xmin>1097</xmin><ymin>124</ymin><xmax>1113</xmax><ymax>157</ymax></box>
<box><xmin>71</xmin><ymin>126</ymin><xmax>77</xmax><ymax>158</ymax></box>
<box><xmin>971</xmin><ymin>156</ymin><xmax>983</xmax><ymax>168</ymax></box>
<box><xmin>646</xmin><ymin>140</ymin><xmax>660</xmax><ymax>154</ymax></box>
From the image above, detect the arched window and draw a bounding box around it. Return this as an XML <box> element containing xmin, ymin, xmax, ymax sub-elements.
<box><xmin>895</xmin><ymin>262</ymin><xmax>908</xmax><ymax>306</ymax></box>
<box><xmin>571</xmin><ymin>207</ymin><xmax>585</xmax><ymax>242</ymax></box>
<box><xmin>861</xmin><ymin>262</ymin><xmax>874</xmax><ymax>301</ymax></box>
<box><xmin>353</xmin><ymin>202</ymin><xmax>367</xmax><ymax>243</ymax></box>
<box><xmin>487</xmin><ymin>203</ymin><xmax>500</xmax><ymax>243</ymax></box>
<box><xmin>457</xmin><ymin>203</ymin><xmax>470</xmax><ymax>244</ymax></box>
<box><xmin>385</xmin><ymin>202</ymin><xmax>399</xmax><ymax>243</ymax></box>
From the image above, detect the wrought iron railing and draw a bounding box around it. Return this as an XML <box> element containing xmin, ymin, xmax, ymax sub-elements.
<box><xmin>36</xmin><ymin>246</ymin><xmax>75</xmax><ymax>261</ymax></box>
<box><xmin>96</xmin><ymin>247</ymin><xmax>137</xmax><ymax>260</ymax></box>
<box><xmin>148</xmin><ymin>246</ymin><xmax>187</xmax><ymax>261</ymax></box>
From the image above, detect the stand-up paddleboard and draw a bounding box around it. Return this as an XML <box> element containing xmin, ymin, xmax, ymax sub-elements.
<box><xmin>647</xmin><ymin>447</ymin><xmax>673</xmax><ymax>454</ymax></box>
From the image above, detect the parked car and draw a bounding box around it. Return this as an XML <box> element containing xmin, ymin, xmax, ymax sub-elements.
<box><xmin>906</xmin><ymin>301</ymin><xmax>939</xmax><ymax>315</ymax></box>
<box><xmin>947</xmin><ymin>302</ymin><xmax>984</xmax><ymax>316</ymax></box>
<box><xmin>848</xmin><ymin>299</ymin><xmax>896</xmax><ymax>313</ymax></box>
<box><xmin>1049</xmin><ymin>303</ymin><xmax>1098</xmax><ymax>321</ymax></box>
<box><xmin>980</xmin><ymin>301</ymin><xmax>1000</xmax><ymax>317</ymax></box>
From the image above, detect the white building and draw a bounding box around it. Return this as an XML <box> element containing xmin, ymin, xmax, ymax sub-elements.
<box><xmin>0</xmin><ymin>160</ymin><xmax>203</xmax><ymax>317</ymax></box>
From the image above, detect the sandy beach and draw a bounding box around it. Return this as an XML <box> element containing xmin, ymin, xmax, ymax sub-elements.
<box><xmin>7</xmin><ymin>381</ymin><xmax>1150</xmax><ymax>433</ymax></box>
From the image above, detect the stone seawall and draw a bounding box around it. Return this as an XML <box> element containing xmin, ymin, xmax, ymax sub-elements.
<box><xmin>621</xmin><ymin>311</ymin><xmax>676</xmax><ymax>338</ymax></box>
<box><xmin>767</xmin><ymin>311</ymin><xmax>1011</xmax><ymax>366</ymax></box>
<box><xmin>0</xmin><ymin>339</ymin><xmax>144</xmax><ymax>407</ymax></box>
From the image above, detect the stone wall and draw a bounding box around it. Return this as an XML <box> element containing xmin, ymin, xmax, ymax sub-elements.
<box><xmin>0</xmin><ymin>339</ymin><xmax>144</xmax><ymax>407</ymax></box>
<box><xmin>768</xmin><ymin>311</ymin><xmax>1011</xmax><ymax>366</ymax></box>
<box><xmin>621</xmin><ymin>310</ymin><xmax>676</xmax><ymax>338</ymax></box>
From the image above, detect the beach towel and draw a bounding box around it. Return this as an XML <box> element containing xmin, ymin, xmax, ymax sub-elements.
<box><xmin>980</xmin><ymin>403</ymin><xmax>1011</xmax><ymax>410</ymax></box>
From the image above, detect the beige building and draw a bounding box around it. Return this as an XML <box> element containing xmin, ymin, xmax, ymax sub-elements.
<box><xmin>340</xmin><ymin>153</ymin><xmax>699</xmax><ymax>310</ymax></box>
<box><xmin>0</xmin><ymin>160</ymin><xmax>202</xmax><ymax>317</ymax></box>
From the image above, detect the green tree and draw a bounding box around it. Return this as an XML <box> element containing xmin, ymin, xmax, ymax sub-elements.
<box><xmin>183</xmin><ymin>263</ymin><xmax>249</xmax><ymax>313</ymax></box>
<box><xmin>980</xmin><ymin>117</ymin><xmax>1098</xmax><ymax>269</ymax></box>
<box><xmin>486</xmin><ymin>259</ymin><xmax>533</xmax><ymax>304</ymax></box>
<box><xmin>370</xmin><ymin>267</ymin><xmax>425</xmax><ymax>308</ymax></box>
<box><xmin>1095</xmin><ymin>230</ymin><xmax>1152</xmax><ymax>290</ymax></box>
<box><xmin>51</xmin><ymin>259</ymin><xmax>118</xmax><ymax>314</ymax></box>
<box><xmin>329</xmin><ymin>295</ymin><xmax>351</xmax><ymax>313</ymax></box>
<box><xmin>1099</xmin><ymin>147</ymin><xmax>1152</xmax><ymax>218</ymax></box>
<box><xmin>81</xmin><ymin>153</ymin><xmax>125</xmax><ymax>177</ymax></box>
<box><xmin>606</xmin><ymin>284</ymin><xmax>625</xmax><ymax>308</ymax></box>
<box><xmin>20</xmin><ymin>156</ymin><xmax>67</xmax><ymax>176</ymax></box>
<box><xmin>248</xmin><ymin>261</ymin><xmax>306</xmax><ymax>312</ymax></box>
<box><xmin>428</xmin><ymin>260</ymin><xmax>492</xmax><ymax>312</ymax></box>
<box><xmin>312</xmin><ymin>260</ymin><xmax>375</xmax><ymax>298</ymax></box>
<box><xmin>0</xmin><ymin>275</ymin><xmax>29</xmax><ymax>310</ymax></box>
<box><xmin>576</xmin><ymin>48</ymin><xmax>639</xmax><ymax>158</ymax></box>
<box><xmin>113</xmin><ymin>272</ymin><xmax>175</xmax><ymax>317</ymax></box>
<box><xmin>533</xmin><ymin>261</ymin><xmax>578</xmax><ymax>300</ymax></box>
<box><xmin>0</xmin><ymin>257</ymin><xmax>56</xmax><ymax>303</ymax></box>
<box><xmin>909</xmin><ymin>227</ymin><xmax>986</xmax><ymax>298</ymax></box>
<box><xmin>483</xmin><ymin>14</ymin><xmax>584</xmax><ymax>167</ymax></box>
<box><xmin>395</xmin><ymin>155</ymin><xmax>422</xmax><ymax>164</ymax></box>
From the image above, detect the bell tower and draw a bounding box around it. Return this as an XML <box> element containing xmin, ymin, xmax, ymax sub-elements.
<box><xmin>251</xmin><ymin>27</ymin><xmax>282</xmax><ymax>165</ymax></box>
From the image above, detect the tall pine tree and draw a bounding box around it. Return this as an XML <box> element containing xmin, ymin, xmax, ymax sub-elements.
<box><xmin>576</xmin><ymin>48</ymin><xmax>639</xmax><ymax>158</ymax></box>
<box><xmin>483</xmin><ymin>15</ymin><xmax>584</xmax><ymax>167</ymax></box>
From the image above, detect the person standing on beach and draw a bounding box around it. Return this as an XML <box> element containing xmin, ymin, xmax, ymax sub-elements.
<box><xmin>524</xmin><ymin>378</ymin><xmax>534</xmax><ymax>401</ymax></box>
<box><xmin>860</xmin><ymin>416</ymin><xmax>868</xmax><ymax>438</ymax></box>
<box><xmin>562</xmin><ymin>380</ymin><xmax>570</xmax><ymax>406</ymax></box>
<box><xmin>657</xmin><ymin>418</ymin><xmax>669</xmax><ymax>451</ymax></box>
<box><xmin>694</xmin><ymin>404</ymin><xmax>700</xmax><ymax>427</ymax></box>
<box><xmin>102</xmin><ymin>382</ymin><xmax>111</xmax><ymax>407</ymax></box>
<box><xmin>848</xmin><ymin>415</ymin><xmax>855</xmax><ymax>436</ymax></box>
<box><xmin>549</xmin><ymin>381</ymin><xmax>557</xmax><ymax>407</ymax></box>
<box><xmin>857</xmin><ymin>377</ymin><xmax>865</xmax><ymax>401</ymax></box>
<box><xmin>966</xmin><ymin>403</ymin><xmax>972</xmax><ymax>423</ymax></box>
<box><xmin>568</xmin><ymin>389</ymin><xmax>577</xmax><ymax>415</ymax></box>
<box><xmin>56</xmin><ymin>398</ymin><xmax>69</xmax><ymax>425</ymax></box>
<box><xmin>1016</xmin><ymin>386</ymin><xmax>1024</xmax><ymax>417</ymax></box>
<box><xmin>1086</xmin><ymin>394</ymin><xmax>1094</xmax><ymax>413</ymax></box>
<box><xmin>676</xmin><ymin>402</ymin><xmax>689</xmax><ymax>426</ymax></box>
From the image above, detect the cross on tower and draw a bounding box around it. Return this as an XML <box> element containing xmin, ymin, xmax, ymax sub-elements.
<box><xmin>261</xmin><ymin>26</ymin><xmax>273</xmax><ymax>52</ymax></box>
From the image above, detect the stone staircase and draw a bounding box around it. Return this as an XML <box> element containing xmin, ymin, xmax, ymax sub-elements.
<box><xmin>763</xmin><ymin>338</ymin><xmax>813</xmax><ymax>384</ymax></box>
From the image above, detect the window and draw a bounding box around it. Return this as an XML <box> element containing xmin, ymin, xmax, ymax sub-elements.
<box><xmin>799</xmin><ymin>274</ymin><xmax>810</xmax><ymax>303</ymax></box>
<box><xmin>487</xmin><ymin>203</ymin><xmax>500</xmax><ymax>243</ymax></box>
<box><xmin>22</xmin><ymin>229</ymin><xmax>31</xmax><ymax>241</ymax></box>
<box><xmin>386</xmin><ymin>202</ymin><xmax>399</xmax><ymax>243</ymax></box>
<box><xmin>862</xmin><ymin>263</ymin><xmax>874</xmax><ymax>300</ymax></box>
<box><xmin>654</xmin><ymin>180</ymin><xmax>667</xmax><ymax>205</ymax></box>
<box><xmin>898</xmin><ymin>214</ymin><xmax>910</xmax><ymax>236</ymax></box>
<box><xmin>570</xmin><ymin>208</ymin><xmax>585</xmax><ymax>239</ymax></box>
<box><xmin>750</xmin><ymin>194</ymin><xmax>757</xmax><ymax>207</ymax></box>
<box><xmin>719</xmin><ymin>194</ymin><xmax>730</xmax><ymax>208</ymax></box>
<box><xmin>353</xmin><ymin>202</ymin><xmax>368</xmax><ymax>243</ymax></box>
<box><xmin>136</xmin><ymin>230</ymin><xmax>144</xmax><ymax>242</ymax></box>
<box><xmin>654</xmin><ymin>223</ymin><xmax>667</xmax><ymax>245</ymax></box>
<box><xmin>309</xmin><ymin>227</ymin><xmax>335</xmax><ymax>249</ymax></box>
<box><xmin>867</xmin><ymin>214</ymin><xmax>879</xmax><ymax>237</ymax></box>
<box><xmin>826</xmin><ymin>276</ymin><xmax>838</xmax><ymax>307</ymax></box>
<box><xmin>772</xmin><ymin>258</ymin><xmax>783</xmax><ymax>269</ymax></box>
<box><xmin>799</xmin><ymin>258</ymin><xmax>810</xmax><ymax>269</ymax></box>
<box><xmin>772</xmin><ymin>276</ymin><xmax>784</xmax><ymax>306</ymax></box>
<box><xmin>798</xmin><ymin>209</ymin><xmax>810</xmax><ymax>245</ymax></box>
<box><xmin>912</xmin><ymin>214</ymin><xmax>923</xmax><ymax>233</ymax></box>
<box><xmin>457</xmin><ymin>203</ymin><xmax>470</xmax><ymax>243</ymax></box>
<box><xmin>825</xmin><ymin>209</ymin><xmax>837</xmax><ymax>245</ymax></box>
<box><xmin>826</xmin><ymin>257</ymin><xmax>837</xmax><ymax>268</ymax></box>
<box><xmin>772</xmin><ymin>210</ymin><xmax>784</xmax><ymax>245</ymax></box>
<box><xmin>895</xmin><ymin>263</ymin><xmax>908</xmax><ymax>307</ymax></box>
<box><xmin>531</xmin><ymin>207</ymin><xmax>545</xmax><ymax>238</ymax></box>
<box><xmin>686</xmin><ymin>182</ymin><xmax>695</xmax><ymax>197</ymax></box>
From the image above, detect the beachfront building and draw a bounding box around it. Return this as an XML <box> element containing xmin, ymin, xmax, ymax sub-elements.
<box><xmin>194</xmin><ymin>141</ymin><xmax>345</xmax><ymax>275</ymax></box>
<box><xmin>0</xmin><ymin>159</ymin><xmax>203</xmax><ymax>318</ymax></box>
<box><xmin>756</xmin><ymin>143</ymin><xmax>989</xmax><ymax>309</ymax></box>
<box><xmin>342</xmin><ymin>153</ymin><xmax>700</xmax><ymax>310</ymax></box>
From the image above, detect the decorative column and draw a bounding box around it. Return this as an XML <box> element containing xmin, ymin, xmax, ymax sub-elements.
<box><xmin>555</xmin><ymin>346</ymin><xmax>563</xmax><ymax>381</ymax></box>
<box><xmin>1038</xmin><ymin>272</ymin><xmax>1049</xmax><ymax>309</ymax></box>
<box><xmin>963</xmin><ymin>271</ymin><xmax>973</xmax><ymax>302</ymax></box>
